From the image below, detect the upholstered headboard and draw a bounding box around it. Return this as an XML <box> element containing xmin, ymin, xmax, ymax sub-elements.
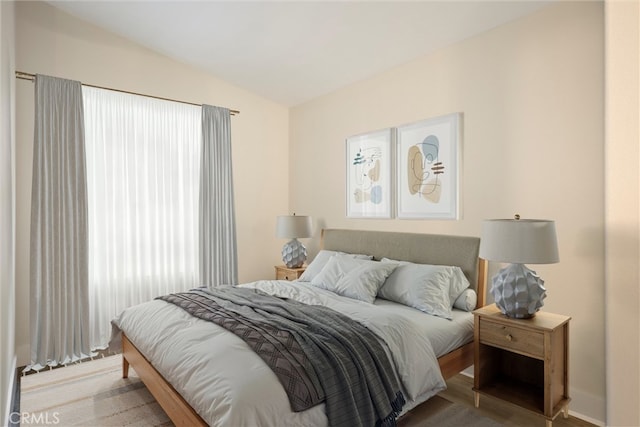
<box><xmin>321</xmin><ymin>228</ymin><xmax>487</xmax><ymax>307</ymax></box>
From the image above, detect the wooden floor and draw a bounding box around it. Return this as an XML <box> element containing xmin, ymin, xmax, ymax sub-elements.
<box><xmin>413</xmin><ymin>374</ymin><xmax>598</xmax><ymax>427</ymax></box>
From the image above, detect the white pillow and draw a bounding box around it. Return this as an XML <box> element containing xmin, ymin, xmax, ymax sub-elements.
<box><xmin>311</xmin><ymin>255</ymin><xmax>397</xmax><ymax>303</ymax></box>
<box><xmin>298</xmin><ymin>250</ymin><xmax>372</xmax><ymax>282</ymax></box>
<box><xmin>378</xmin><ymin>261</ymin><xmax>455</xmax><ymax>319</ymax></box>
<box><xmin>453</xmin><ymin>288</ymin><xmax>477</xmax><ymax>312</ymax></box>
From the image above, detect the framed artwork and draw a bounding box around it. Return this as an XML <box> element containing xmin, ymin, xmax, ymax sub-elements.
<box><xmin>346</xmin><ymin>129</ymin><xmax>393</xmax><ymax>218</ymax></box>
<box><xmin>396</xmin><ymin>113</ymin><xmax>461</xmax><ymax>219</ymax></box>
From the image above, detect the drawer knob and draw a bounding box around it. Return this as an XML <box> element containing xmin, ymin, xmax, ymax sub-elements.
<box><xmin>505</xmin><ymin>334</ymin><xmax>513</xmax><ymax>341</ymax></box>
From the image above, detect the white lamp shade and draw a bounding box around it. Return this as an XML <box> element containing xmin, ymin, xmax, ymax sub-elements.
<box><xmin>276</xmin><ymin>215</ymin><xmax>312</xmax><ymax>239</ymax></box>
<box><xmin>479</xmin><ymin>219</ymin><xmax>559</xmax><ymax>264</ymax></box>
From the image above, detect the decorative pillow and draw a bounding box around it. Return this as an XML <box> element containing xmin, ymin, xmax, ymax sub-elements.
<box><xmin>453</xmin><ymin>288</ymin><xmax>477</xmax><ymax>312</ymax></box>
<box><xmin>448</xmin><ymin>267</ymin><xmax>472</xmax><ymax>307</ymax></box>
<box><xmin>378</xmin><ymin>261</ymin><xmax>455</xmax><ymax>319</ymax></box>
<box><xmin>311</xmin><ymin>255</ymin><xmax>397</xmax><ymax>304</ymax></box>
<box><xmin>298</xmin><ymin>250</ymin><xmax>372</xmax><ymax>282</ymax></box>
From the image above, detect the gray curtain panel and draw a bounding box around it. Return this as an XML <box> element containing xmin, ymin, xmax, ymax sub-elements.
<box><xmin>199</xmin><ymin>105</ymin><xmax>238</xmax><ymax>286</ymax></box>
<box><xmin>30</xmin><ymin>74</ymin><xmax>91</xmax><ymax>369</ymax></box>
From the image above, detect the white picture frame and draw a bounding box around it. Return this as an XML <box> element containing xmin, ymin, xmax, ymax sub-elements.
<box><xmin>396</xmin><ymin>113</ymin><xmax>461</xmax><ymax>219</ymax></box>
<box><xmin>346</xmin><ymin>129</ymin><xmax>393</xmax><ymax>218</ymax></box>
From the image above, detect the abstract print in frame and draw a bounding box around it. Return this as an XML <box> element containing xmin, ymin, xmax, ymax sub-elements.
<box><xmin>346</xmin><ymin>129</ymin><xmax>393</xmax><ymax>218</ymax></box>
<box><xmin>397</xmin><ymin>113</ymin><xmax>461</xmax><ymax>219</ymax></box>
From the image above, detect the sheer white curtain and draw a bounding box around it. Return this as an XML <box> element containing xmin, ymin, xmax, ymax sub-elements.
<box><xmin>83</xmin><ymin>87</ymin><xmax>201</xmax><ymax>349</ymax></box>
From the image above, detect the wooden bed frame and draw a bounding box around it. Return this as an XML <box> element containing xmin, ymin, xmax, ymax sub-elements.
<box><xmin>121</xmin><ymin>229</ymin><xmax>488</xmax><ymax>427</ymax></box>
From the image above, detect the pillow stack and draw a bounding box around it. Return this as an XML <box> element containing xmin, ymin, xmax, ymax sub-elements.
<box><xmin>378</xmin><ymin>259</ymin><xmax>472</xmax><ymax>319</ymax></box>
<box><xmin>298</xmin><ymin>250</ymin><xmax>475</xmax><ymax>319</ymax></box>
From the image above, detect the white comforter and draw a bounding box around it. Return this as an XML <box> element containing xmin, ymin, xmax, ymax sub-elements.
<box><xmin>111</xmin><ymin>280</ymin><xmax>447</xmax><ymax>426</ymax></box>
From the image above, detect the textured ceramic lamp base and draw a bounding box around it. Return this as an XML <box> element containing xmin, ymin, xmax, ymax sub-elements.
<box><xmin>281</xmin><ymin>238</ymin><xmax>307</xmax><ymax>268</ymax></box>
<box><xmin>490</xmin><ymin>263</ymin><xmax>546</xmax><ymax>319</ymax></box>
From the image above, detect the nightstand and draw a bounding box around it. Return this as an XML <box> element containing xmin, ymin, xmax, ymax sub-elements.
<box><xmin>274</xmin><ymin>265</ymin><xmax>306</xmax><ymax>281</ymax></box>
<box><xmin>473</xmin><ymin>304</ymin><xmax>571</xmax><ymax>427</ymax></box>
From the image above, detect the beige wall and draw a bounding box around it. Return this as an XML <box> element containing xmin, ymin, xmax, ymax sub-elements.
<box><xmin>14</xmin><ymin>1</ymin><xmax>290</xmax><ymax>365</ymax></box>
<box><xmin>605</xmin><ymin>1</ymin><xmax>640</xmax><ymax>426</ymax></box>
<box><xmin>0</xmin><ymin>1</ymin><xmax>16</xmax><ymax>424</ymax></box>
<box><xmin>291</xmin><ymin>2</ymin><xmax>605</xmax><ymax>423</ymax></box>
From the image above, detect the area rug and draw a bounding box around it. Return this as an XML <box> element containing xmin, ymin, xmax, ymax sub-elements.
<box><xmin>20</xmin><ymin>355</ymin><xmax>171</xmax><ymax>426</ymax></box>
<box><xmin>20</xmin><ymin>355</ymin><xmax>502</xmax><ymax>427</ymax></box>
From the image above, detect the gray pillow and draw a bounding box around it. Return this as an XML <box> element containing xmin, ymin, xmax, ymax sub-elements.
<box><xmin>380</xmin><ymin>258</ymin><xmax>471</xmax><ymax>311</ymax></box>
<box><xmin>378</xmin><ymin>261</ymin><xmax>456</xmax><ymax>319</ymax></box>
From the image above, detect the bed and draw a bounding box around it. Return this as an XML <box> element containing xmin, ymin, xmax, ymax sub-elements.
<box><xmin>112</xmin><ymin>228</ymin><xmax>488</xmax><ymax>426</ymax></box>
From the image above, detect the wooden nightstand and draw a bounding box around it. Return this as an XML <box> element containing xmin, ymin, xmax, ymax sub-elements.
<box><xmin>274</xmin><ymin>265</ymin><xmax>306</xmax><ymax>281</ymax></box>
<box><xmin>473</xmin><ymin>304</ymin><xmax>571</xmax><ymax>427</ymax></box>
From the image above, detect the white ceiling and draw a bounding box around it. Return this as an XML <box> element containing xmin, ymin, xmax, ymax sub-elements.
<box><xmin>48</xmin><ymin>1</ymin><xmax>554</xmax><ymax>107</ymax></box>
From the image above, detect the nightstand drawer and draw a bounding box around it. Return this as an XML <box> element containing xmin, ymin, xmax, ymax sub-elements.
<box><xmin>274</xmin><ymin>266</ymin><xmax>305</xmax><ymax>281</ymax></box>
<box><xmin>479</xmin><ymin>319</ymin><xmax>544</xmax><ymax>358</ymax></box>
<box><xmin>276</xmin><ymin>270</ymin><xmax>293</xmax><ymax>280</ymax></box>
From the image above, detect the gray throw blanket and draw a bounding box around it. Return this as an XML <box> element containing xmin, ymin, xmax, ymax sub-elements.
<box><xmin>157</xmin><ymin>286</ymin><xmax>405</xmax><ymax>427</ymax></box>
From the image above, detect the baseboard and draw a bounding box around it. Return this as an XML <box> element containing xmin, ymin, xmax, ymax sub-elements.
<box><xmin>568</xmin><ymin>410</ymin><xmax>604</xmax><ymax>427</ymax></box>
<box><xmin>8</xmin><ymin>364</ymin><xmax>20</xmax><ymax>427</ymax></box>
<box><xmin>2</xmin><ymin>357</ymin><xmax>17</xmax><ymax>427</ymax></box>
<box><xmin>569</xmin><ymin>387</ymin><xmax>606</xmax><ymax>426</ymax></box>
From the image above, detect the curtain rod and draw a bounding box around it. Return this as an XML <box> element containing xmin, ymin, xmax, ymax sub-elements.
<box><xmin>15</xmin><ymin>71</ymin><xmax>239</xmax><ymax>116</ymax></box>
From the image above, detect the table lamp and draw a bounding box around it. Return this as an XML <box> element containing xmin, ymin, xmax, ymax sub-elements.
<box><xmin>479</xmin><ymin>215</ymin><xmax>559</xmax><ymax>319</ymax></box>
<box><xmin>276</xmin><ymin>214</ymin><xmax>312</xmax><ymax>268</ymax></box>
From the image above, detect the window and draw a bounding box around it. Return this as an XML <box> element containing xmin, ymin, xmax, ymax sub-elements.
<box><xmin>83</xmin><ymin>87</ymin><xmax>201</xmax><ymax>349</ymax></box>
